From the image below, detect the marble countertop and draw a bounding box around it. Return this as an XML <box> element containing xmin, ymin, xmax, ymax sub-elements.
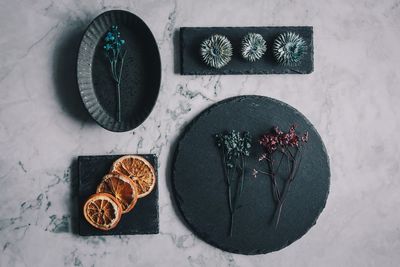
<box><xmin>1</xmin><ymin>0</ymin><xmax>399</xmax><ymax>266</ymax></box>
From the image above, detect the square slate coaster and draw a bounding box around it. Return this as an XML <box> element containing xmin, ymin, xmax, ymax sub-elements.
<box><xmin>78</xmin><ymin>154</ymin><xmax>159</xmax><ymax>236</ymax></box>
<box><xmin>180</xmin><ymin>26</ymin><xmax>314</xmax><ymax>75</ymax></box>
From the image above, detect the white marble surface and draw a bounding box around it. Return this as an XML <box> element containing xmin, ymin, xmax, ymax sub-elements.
<box><xmin>1</xmin><ymin>0</ymin><xmax>400</xmax><ymax>266</ymax></box>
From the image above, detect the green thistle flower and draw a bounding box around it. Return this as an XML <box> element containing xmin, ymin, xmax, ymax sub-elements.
<box><xmin>200</xmin><ymin>35</ymin><xmax>233</xmax><ymax>69</ymax></box>
<box><xmin>273</xmin><ymin>32</ymin><xmax>307</xmax><ymax>66</ymax></box>
<box><xmin>241</xmin><ymin>33</ymin><xmax>267</xmax><ymax>62</ymax></box>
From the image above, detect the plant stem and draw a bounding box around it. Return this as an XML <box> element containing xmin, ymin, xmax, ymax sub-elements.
<box><xmin>267</xmin><ymin>155</ymin><xmax>281</xmax><ymax>203</ymax></box>
<box><xmin>240</xmin><ymin>156</ymin><xmax>245</xmax><ymax>197</ymax></box>
<box><xmin>232</xmin><ymin>155</ymin><xmax>245</xmax><ymax>220</ymax></box>
<box><xmin>230</xmin><ymin>212</ymin><xmax>234</xmax><ymax>237</ymax></box>
<box><xmin>273</xmin><ymin>148</ymin><xmax>302</xmax><ymax>228</ymax></box>
<box><xmin>274</xmin><ymin>201</ymin><xmax>284</xmax><ymax>228</ymax></box>
<box><xmin>228</xmin><ymin>176</ymin><xmax>234</xmax><ymax>236</ymax></box>
<box><xmin>116</xmin><ymin>51</ymin><xmax>126</xmax><ymax>122</ymax></box>
<box><xmin>118</xmin><ymin>50</ymin><xmax>126</xmax><ymax>82</ymax></box>
<box><xmin>221</xmin><ymin>148</ymin><xmax>234</xmax><ymax>236</ymax></box>
<box><xmin>222</xmin><ymin>149</ymin><xmax>233</xmax><ymax>213</ymax></box>
<box><xmin>257</xmin><ymin>170</ymin><xmax>273</xmax><ymax>176</ymax></box>
<box><xmin>116</xmin><ymin>82</ymin><xmax>121</xmax><ymax>122</ymax></box>
<box><xmin>108</xmin><ymin>48</ymin><xmax>126</xmax><ymax>122</ymax></box>
<box><xmin>274</xmin><ymin>152</ymin><xmax>285</xmax><ymax>176</ymax></box>
<box><xmin>228</xmin><ymin>177</ymin><xmax>233</xmax><ymax>213</ymax></box>
<box><xmin>287</xmin><ymin>148</ymin><xmax>296</xmax><ymax>160</ymax></box>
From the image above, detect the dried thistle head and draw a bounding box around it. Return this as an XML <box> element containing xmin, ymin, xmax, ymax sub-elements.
<box><xmin>200</xmin><ymin>35</ymin><xmax>233</xmax><ymax>69</ymax></box>
<box><xmin>273</xmin><ymin>32</ymin><xmax>307</xmax><ymax>66</ymax></box>
<box><xmin>241</xmin><ymin>33</ymin><xmax>267</xmax><ymax>62</ymax></box>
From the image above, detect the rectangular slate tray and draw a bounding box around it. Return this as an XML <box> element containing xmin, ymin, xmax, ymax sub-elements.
<box><xmin>180</xmin><ymin>26</ymin><xmax>313</xmax><ymax>75</ymax></box>
<box><xmin>78</xmin><ymin>154</ymin><xmax>159</xmax><ymax>236</ymax></box>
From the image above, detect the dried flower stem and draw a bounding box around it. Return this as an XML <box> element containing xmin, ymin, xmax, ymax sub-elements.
<box><xmin>254</xmin><ymin>125</ymin><xmax>308</xmax><ymax>228</ymax></box>
<box><xmin>103</xmin><ymin>26</ymin><xmax>127</xmax><ymax>122</ymax></box>
<box><xmin>215</xmin><ymin>131</ymin><xmax>251</xmax><ymax>237</ymax></box>
<box><xmin>225</xmin><ymin>156</ymin><xmax>245</xmax><ymax>236</ymax></box>
<box><xmin>109</xmin><ymin>50</ymin><xmax>126</xmax><ymax>122</ymax></box>
<box><xmin>273</xmin><ymin>146</ymin><xmax>305</xmax><ymax>228</ymax></box>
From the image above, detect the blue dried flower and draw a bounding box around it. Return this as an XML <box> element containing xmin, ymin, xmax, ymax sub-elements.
<box><xmin>103</xmin><ymin>25</ymin><xmax>127</xmax><ymax>122</ymax></box>
<box><xmin>200</xmin><ymin>35</ymin><xmax>233</xmax><ymax>69</ymax></box>
<box><xmin>103</xmin><ymin>43</ymin><xmax>112</xmax><ymax>51</ymax></box>
<box><xmin>105</xmin><ymin>32</ymin><xmax>115</xmax><ymax>42</ymax></box>
<box><xmin>103</xmin><ymin>26</ymin><xmax>126</xmax><ymax>53</ymax></box>
<box><xmin>241</xmin><ymin>33</ymin><xmax>267</xmax><ymax>62</ymax></box>
<box><xmin>273</xmin><ymin>32</ymin><xmax>307</xmax><ymax>66</ymax></box>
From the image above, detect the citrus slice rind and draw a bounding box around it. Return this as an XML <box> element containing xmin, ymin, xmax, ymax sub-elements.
<box><xmin>83</xmin><ymin>193</ymin><xmax>122</xmax><ymax>231</ymax></box>
<box><xmin>110</xmin><ymin>155</ymin><xmax>156</xmax><ymax>198</ymax></box>
<box><xmin>96</xmin><ymin>173</ymin><xmax>138</xmax><ymax>213</ymax></box>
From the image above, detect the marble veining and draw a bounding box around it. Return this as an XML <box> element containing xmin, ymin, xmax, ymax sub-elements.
<box><xmin>1</xmin><ymin>0</ymin><xmax>400</xmax><ymax>266</ymax></box>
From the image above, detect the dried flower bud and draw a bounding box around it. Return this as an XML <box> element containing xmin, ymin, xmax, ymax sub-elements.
<box><xmin>259</xmin><ymin>125</ymin><xmax>308</xmax><ymax>154</ymax></box>
<box><xmin>302</xmin><ymin>132</ymin><xmax>309</xmax><ymax>143</ymax></box>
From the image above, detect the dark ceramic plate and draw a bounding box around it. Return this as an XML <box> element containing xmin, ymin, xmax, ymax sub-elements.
<box><xmin>171</xmin><ymin>95</ymin><xmax>330</xmax><ymax>254</ymax></box>
<box><xmin>77</xmin><ymin>10</ymin><xmax>161</xmax><ymax>132</ymax></box>
<box><xmin>78</xmin><ymin>154</ymin><xmax>159</xmax><ymax>236</ymax></box>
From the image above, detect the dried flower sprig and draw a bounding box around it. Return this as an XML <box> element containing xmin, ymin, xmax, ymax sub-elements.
<box><xmin>253</xmin><ymin>125</ymin><xmax>308</xmax><ymax>228</ymax></box>
<box><xmin>103</xmin><ymin>25</ymin><xmax>127</xmax><ymax>122</ymax></box>
<box><xmin>215</xmin><ymin>130</ymin><xmax>251</xmax><ymax>236</ymax></box>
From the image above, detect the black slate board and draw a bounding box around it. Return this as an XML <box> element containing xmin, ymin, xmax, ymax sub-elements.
<box><xmin>77</xmin><ymin>10</ymin><xmax>161</xmax><ymax>132</ymax></box>
<box><xmin>171</xmin><ymin>96</ymin><xmax>330</xmax><ymax>254</ymax></box>
<box><xmin>180</xmin><ymin>26</ymin><xmax>313</xmax><ymax>75</ymax></box>
<box><xmin>78</xmin><ymin>154</ymin><xmax>159</xmax><ymax>236</ymax></box>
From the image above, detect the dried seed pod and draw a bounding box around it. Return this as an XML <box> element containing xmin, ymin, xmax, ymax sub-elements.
<box><xmin>273</xmin><ymin>32</ymin><xmax>307</xmax><ymax>66</ymax></box>
<box><xmin>200</xmin><ymin>34</ymin><xmax>233</xmax><ymax>69</ymax></box>
<box><xmin>241</xmin><ymin>33</ymin><xmax>267</xmax><ymax>62</ymax></box>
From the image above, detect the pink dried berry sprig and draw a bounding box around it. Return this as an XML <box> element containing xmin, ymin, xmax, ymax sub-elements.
<box><xmin>254</xmin><ymin>124</ymin><xmax>309</xmax><ymax>228</ymax></box>
<box><xmin>259</xmin><ymin>125</ymin><xmax>308</xmax><ymax>154</ymax></box>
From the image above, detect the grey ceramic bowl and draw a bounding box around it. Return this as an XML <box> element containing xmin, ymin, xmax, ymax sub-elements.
<box><xmin>77</xmin><ymin>10</ymin><xmax>161</xmax><ymax>132</ymax></box>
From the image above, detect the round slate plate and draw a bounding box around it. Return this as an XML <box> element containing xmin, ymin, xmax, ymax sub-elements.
<box><xmin>171</xmin><ymin>95</ymin><xmax>330</xmax><ymax>254</ymax></box>
<box><xmin>77</xmin><ymin>10</ymin><xmax>161</xmax><ymax>132</ymax></box>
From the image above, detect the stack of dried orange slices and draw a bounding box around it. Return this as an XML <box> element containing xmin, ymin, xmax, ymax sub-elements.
<box><xmin>83</xmin><ymin>155</ymin><xmax>156</xmax><ymax>231</ymax></box>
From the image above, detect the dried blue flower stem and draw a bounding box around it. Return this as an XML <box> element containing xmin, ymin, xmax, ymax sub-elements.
<box><xmin>215</xmin><ymin>130</ymin><xmax>251</xmax><ymax>236</ymax></box>
<box><xmin>103</xmin><ymin>25</ymin><xmax>126</xmax><ymax>122</ymax></box>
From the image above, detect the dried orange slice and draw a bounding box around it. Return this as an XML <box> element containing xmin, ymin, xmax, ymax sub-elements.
<box><xmin>96</xmin><ymin>173</ymin><xmax>138</xmax><ymax>213</ymax></box>
<box><xmin>111</xmin><ymin>155</ymin><xmax>156</xmax><ymax>198</ymax></box>
<box><xmin>83</xmin><ymin>193</ymin><xmax>122</xmax><ymax>231</ymax></box>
